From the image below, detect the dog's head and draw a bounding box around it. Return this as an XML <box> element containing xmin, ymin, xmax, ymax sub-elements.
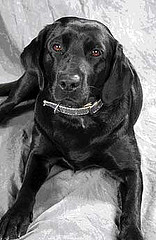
<box><xmin>21</xmin><ymin>17</ymin><xmax>135</xmax><ymax>108</ymax></box>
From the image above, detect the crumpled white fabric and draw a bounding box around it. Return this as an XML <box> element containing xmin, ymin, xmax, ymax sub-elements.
<box><xmin>20</xmin><ymin>169</ymin><xmax>120</xmax><ymax>240</ymax></box>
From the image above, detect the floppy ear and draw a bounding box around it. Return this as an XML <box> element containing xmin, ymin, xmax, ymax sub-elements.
<box><xmin>102</xmin><ymin>43</ymin><xmax>134</xmax><ymax>104</ymax></box>
<box><xmin>20</xmin><ymin>26</ymin><xmax>50</xmax><ymax>91</ymax></box>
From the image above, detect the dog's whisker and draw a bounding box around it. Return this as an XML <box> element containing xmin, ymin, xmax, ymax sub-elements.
<box><xmin>88</xmin><ymin>85</ymin><xmax>100</xmax><ymax>91</ymax></box>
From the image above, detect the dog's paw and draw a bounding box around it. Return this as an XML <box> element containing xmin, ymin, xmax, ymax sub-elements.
<box><xmin>0</xmin><ymin>207</ymin><xmax>32</xmax><ymax>240</ymax></box>
<box><xmin>119</xmin><ymin>225</ymin><xmax>144</xmax><ymax>240</ymax></box>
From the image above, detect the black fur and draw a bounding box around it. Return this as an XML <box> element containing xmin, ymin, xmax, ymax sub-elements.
<box><xmin>0</xmin><ymin>17</ymin><xmax>143</xmax><ymax>240</ymax></box>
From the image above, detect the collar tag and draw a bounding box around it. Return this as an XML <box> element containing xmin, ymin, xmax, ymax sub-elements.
<box><xmin>54</xmin><ymin>104</ymin><xmax>60</xmax><ymax>114</ymax></box>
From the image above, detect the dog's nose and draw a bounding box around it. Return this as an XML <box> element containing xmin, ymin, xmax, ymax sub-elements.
<box><xmin>59</xmin><ymin>74</ymin><xmax>81</xmax><ymax>91</ymax></box>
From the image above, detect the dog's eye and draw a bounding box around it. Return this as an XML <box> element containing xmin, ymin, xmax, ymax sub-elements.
<box><xmin>91</xmin><ymin>49</ymin><xmax>101</xmax><ymax>57</ymax></box>
<box><xmin>53</xmin><ymin>44</ymin><xmax>63</xmax><ymax>52</ymax></box>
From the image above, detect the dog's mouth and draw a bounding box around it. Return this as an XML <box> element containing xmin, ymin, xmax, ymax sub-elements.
<box><xmin>60</xmin><ymin>98</ymin><xmax>80</xmax><ymax>108</ymax></box>
<box><xmin>57</xmin><ymin>96</ymin><xmax>97</xmax><ymax>108</ymax></box>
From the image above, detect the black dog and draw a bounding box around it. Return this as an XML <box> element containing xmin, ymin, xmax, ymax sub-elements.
<box><xmin>0</xmin><ymin>17</ymin><xmax>143</xmax><ymax>239</ymax></box>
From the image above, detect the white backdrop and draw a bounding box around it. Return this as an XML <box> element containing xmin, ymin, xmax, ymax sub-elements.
<box><xmin>0</xmin><ymin>1</ymin><xmax>156</xmax><ymax>239</ymax></box>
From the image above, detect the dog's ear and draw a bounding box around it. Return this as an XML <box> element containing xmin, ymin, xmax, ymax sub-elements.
<box><xmin>102</xmin><ymin>43</ymin><xmax>134</xmax><ymax>104</ymax></box>
<box><xmin>20</xmin><ymin>26</ymin><xmax>50</xmax><ymax>91</ymax></box>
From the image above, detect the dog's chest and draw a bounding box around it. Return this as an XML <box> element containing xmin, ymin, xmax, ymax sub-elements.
<box><xmin>53</xmin><ymin>126</ymin><xmax>90</xmax><ymax>151</ymax></box>
<box><xmin>52</xmin><ymin>122</ymin><xmax>102</xmax><ymax>167</ymax></box>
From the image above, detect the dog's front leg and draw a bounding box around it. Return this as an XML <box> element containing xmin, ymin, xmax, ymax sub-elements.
<box><xmin>0</xmin><ymin>125</ymin><xmax>57</xmax><ymax>240</ymax></box>
<box><xmin>100</xmin><ymin>136</ymin><xmax>144</xmax><ymax>240</ymax></box>
<box><xmin>119</xmin><ymin>166</ymin><xmax>143</xmax><ymax>240</ymax></box>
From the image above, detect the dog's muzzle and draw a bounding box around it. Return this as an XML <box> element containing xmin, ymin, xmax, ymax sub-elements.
<box><xmin>43</xmin><ymin>99</ymin><xmax>103</xmax><ymax>116</ymax></box>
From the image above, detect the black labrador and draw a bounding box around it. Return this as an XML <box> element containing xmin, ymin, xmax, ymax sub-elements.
<box><xmin>0</xmin><ymin>17</ymin><xmax>143</xmax><ymax>240</ymax></box>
